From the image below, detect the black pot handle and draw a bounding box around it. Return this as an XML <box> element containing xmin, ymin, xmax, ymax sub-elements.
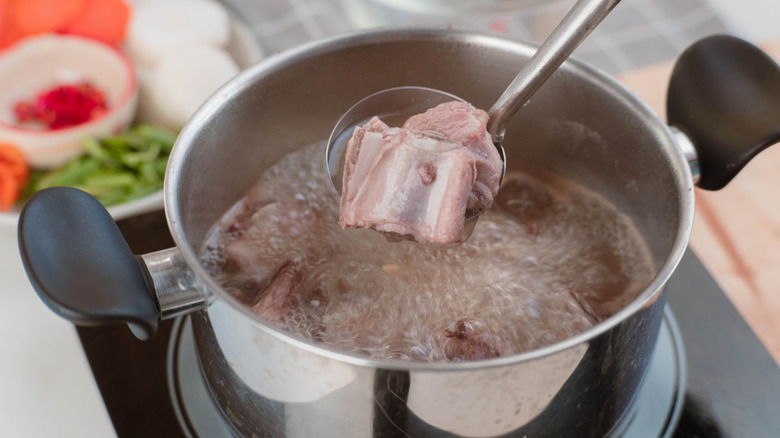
<box><xmin>667</xmin><ymin>34</ymin><xmax>780</xmax><ymax>190</ymax></box>
<box><xmin>18</xmin><ymin>187</ymin><xmax>159</xmax><ymax>340</ymax></box>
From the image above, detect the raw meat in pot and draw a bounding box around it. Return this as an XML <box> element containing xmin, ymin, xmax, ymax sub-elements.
<box><xmin>339</xmin><ymin>101</ymin><xmax>502</xmax><ymax>244</ymax></box>
<box><xmin>252</xmin><ymin>263</ymin><xmax>303</xmax><ymax>322</ymax></box>
<box><xmin>444</xmin><ymin>319</ymin><xmax>507</xmax><ymax>362</ymax></box>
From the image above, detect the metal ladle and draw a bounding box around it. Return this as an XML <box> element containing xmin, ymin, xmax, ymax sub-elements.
<box><xmin>326</xmin><ymin>0</ymin><xmax>621</xmax><ymax>241</ymax></box>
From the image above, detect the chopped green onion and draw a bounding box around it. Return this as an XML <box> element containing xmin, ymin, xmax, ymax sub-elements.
<box><xmin>121</xmin><ymin>142</ymin><xmax>161</xmax><ymax>168</ymax></box>
<box><xmin>137</xmin><ymin>124</ymin><xmax>177</xmax><ymax>151</ymax></box>
<box><xmin>45</xmin><ymin>159</ymin><xmax>101</xmax><ymax>187</ymax></box>
<box><xmin>138</xmin><ymin>161</ymin><xmax>158</xmax><ymax>183</ymax></box>
<box><xmin>126</xmin><ymin>182</ymin><xmax>164</xmax><ymax>202</ymax></box>
<box><xmin>22</xmin><ymin>124</ymin><xmax>177</xmax><ymax>207</ymax></box>
<box><xmin>81</xmin><ymin>136</ymin><xmax>110</xmax><ymax>161</ymax></box>
<box><xmin>83</xmin><ymin>172</ymin><xmax>137</xmax><ymax>188</ymax></box>
<box><xmin>95</xmin><ymin>189</ymin><xmax>129</xmax><ymax>206</ymax></box>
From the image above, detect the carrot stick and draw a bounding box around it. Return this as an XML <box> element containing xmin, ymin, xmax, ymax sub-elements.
<box><xmin>0</xmin><ymin>172</ymin><xmax>19</xmax><ymax>211</ymax></box>
<box><xmin>0</xmin><ymin>143</ymin><xmax>29</xmax><ymax>186</ymax></box>
<box><xmin>0</xmin><ymin>143</ymin><xmax>28</xmax><ymax>211</ymax></box>
<box><xmin>0</xmin><ymin>26</ymin><xmax>22</xmax><ymax>52</ymax></box>
<box><xmin>0</xmin><ymin>23</ymin><xmax>35</xmax><ymax>52</ymax></box>
<box><xmin>0</xmin><ymin>0</ymin><xmax>31</xmax><ymax>51</ymax></box>
<box><xmin>0</xmin><ymin>0</ymin><xmax>9</xmax><ymax>34</ymax></box>
<box><xmin>60</xmin><ymin>0</ymin><xmax>131</xmax><ymax>45</ymax></box>
<box><xmin>11</xmin><ymin>0</ymin><xmax>87</xmax><ymax>35</ymax></box>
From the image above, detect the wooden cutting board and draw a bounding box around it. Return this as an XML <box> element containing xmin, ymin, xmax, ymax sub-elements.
<box><xmin>616</xmin><ymin>40</ymin><xmax>780</xmax><ymax>365</ymax></box>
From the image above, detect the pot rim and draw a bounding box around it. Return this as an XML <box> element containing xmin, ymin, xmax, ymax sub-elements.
<box><xmin>166</xmin><ymin>27</ymin><xmax>695</xmax><ymax>371</ymax></box>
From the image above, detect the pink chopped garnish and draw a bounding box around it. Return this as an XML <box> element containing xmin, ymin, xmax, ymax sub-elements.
<box><xmin>13</xmin><ymin>81</ymin><xmax>108</xmax><ymax>130</ymax></box>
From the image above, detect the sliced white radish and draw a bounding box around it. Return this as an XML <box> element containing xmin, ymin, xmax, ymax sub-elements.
<box><xmin>127</xmin><ymin>0</ymin><xmax>231</xmax><ymax>68</ymax></box>
<box><xmin>149</xmin><ymin>44</ymin><xmax>239</xmax><ymax>130</ymax></box>
<box><xmin>132</xmin><ymin>63</ymin><xmax>166</xmax><ymax>127</ymax></box>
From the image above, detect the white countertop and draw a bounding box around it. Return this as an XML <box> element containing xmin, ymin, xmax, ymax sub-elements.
<box><xmin>1</xmin><ymin>0</ymin><xmax>779</xmax><ymax>437</ymax></box>
<box><xmin>0</xmin><ymin>230</ymin><xmax>115</xmax><ymax>437</ymax></box>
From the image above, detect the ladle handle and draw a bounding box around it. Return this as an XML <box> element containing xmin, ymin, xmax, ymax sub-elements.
<box><xmin>487</xmin><ymin>0</ymin><xmax>621</xmax><ymax>141</ymax></box>
<box><xmin>667</xmin><ymin>35</ymin><xmax>780</xmax><ymax>190</ymax></box>
<box><xmin>18</xmin><ymin>187</ymin><xmax>160</xmax><ymax>340</ymax></box>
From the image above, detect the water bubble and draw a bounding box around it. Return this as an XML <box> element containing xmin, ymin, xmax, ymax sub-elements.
<box><xmin>200</xmin><ymin>142</ymin><xmax>655</xmax><ymax>362</ymax></box>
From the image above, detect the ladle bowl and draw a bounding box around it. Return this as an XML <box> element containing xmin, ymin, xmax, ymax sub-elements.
<box><xmin>326</xmin><ymin>0</ymin><xmax>621</xmax><ymax>243</ymax></box>
<box><xmin>326</xmin><ymin>86</ymin><xmax>506</xmax><ymax>244</ymax></box>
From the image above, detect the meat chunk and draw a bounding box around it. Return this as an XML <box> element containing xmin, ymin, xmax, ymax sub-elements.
<box><xmin>443</xmin><ymin>319</ymin><xmax>506</xmax><ymax>362</ymax></box>
<box><xmin>403</xmin><ymin>101</ymin><xmax>503</xmax><ymax>208</ymax></box>
<box><xmin>251</xmin><ymin>264</ymin><xmax>303</xmax><ymax>322</ymax></box>
<box><xmin>339</xmin><ymin>101</ymin><xmax>502</xmax><ymax>244</ymax></box>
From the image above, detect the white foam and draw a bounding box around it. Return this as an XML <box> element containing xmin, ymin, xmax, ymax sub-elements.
<box><xmin>201</xmin><ymin>142</ymin><xmax>655</xmax><ymax>362</ymax></box>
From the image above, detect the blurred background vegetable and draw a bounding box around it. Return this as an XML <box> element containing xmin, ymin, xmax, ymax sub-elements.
<box><xmin>0</xmin><ymin>0</ymin><xmax>252</xmax><ymax>211</ymax></box>
<box><xmin>0</xmin><ymin>0</ymin><xmax>131</xmax><ymax>50</ymax></box>
<box><xmin>0</xmin><ymin>143</ymin><xmax>28</xmax><ymax>211</ymax></box>
<box><xmin>23</xmin><ymin>124</ymin><xmax>175</xmax><ymax>206</ymax></box>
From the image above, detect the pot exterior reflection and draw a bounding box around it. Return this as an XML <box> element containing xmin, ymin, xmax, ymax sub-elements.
<box><xmin>193</xmin><ymin>291</ymin><xmax>664</xmax><ymax>437</ymax></box>
<box><xmin>167</xmin><ymin>28</ymin><xmax>693</xmax><ymax>438</ymax></box>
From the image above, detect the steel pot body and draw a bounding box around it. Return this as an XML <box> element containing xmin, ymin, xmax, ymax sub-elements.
<box><xmin>164</xmin><ymin>28</ymin><xmax>693</xmax><ymax>437</ymax></box>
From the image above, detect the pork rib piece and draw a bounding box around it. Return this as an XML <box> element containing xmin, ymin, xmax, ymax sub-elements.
<box><xmin>403</xmin><ymin>101</ymin><xmax>503</xmax><ymax>209</ymax></box>
<box><xmin>251</xmin><ymin>263</ymin><xmax>302</xmax><ymax>322</ymax></box>
<box><xmin>339</xmin><ymin>101</ymin><xmax>502</xmax><ymax>244</ymax></box>
<box><xmin>444</xmin><ymin>319</ymin><xmax>507</xmax><ymax>362</ymax></box>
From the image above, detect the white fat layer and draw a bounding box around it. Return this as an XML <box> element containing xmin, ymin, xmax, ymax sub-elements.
<box><xmin>412</xmin><ymin>136</ymin><xmax>458</xmax><ymax>152</ymax></box>
<box><xmin>350</xmin><ymin>131</ymin><xmax>385</xmax><ymax>203</ymax></box>
<box><xmin>424</xmin><ymin>155</ymin><xmax>454</xmax><ymax>236</ymax></box>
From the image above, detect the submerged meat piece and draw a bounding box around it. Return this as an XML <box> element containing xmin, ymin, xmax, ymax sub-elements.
<box><xmin>215</xmin><ymin>197</ymin><xmax>331</xmax><ymax>307</ymax></box>
<box><xmin>444</xmin><ymin>319</ymin><xmax>506</xmax><ymax>362</ymax></box>
<box><xmin>339</xmin><ymin>101</ymin><xmax>502</xmax><ymax>244</ymax></box>
<box><xmin>251</xmin><ymin>264</ymin><xmax>303</xmax><ymax>322</ymax></box>
<box><xmin>222</xmin><ymin>200</ymin><xmax>326</xmax><ymax>272</ymax></box>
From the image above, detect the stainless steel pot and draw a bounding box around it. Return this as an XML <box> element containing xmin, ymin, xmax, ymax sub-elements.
<box><xmin>18</xmin><ymin>29</ymin><xmax>780</xmax><ymax>437</ymax></box>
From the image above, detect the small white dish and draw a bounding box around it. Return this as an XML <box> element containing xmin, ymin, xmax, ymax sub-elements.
<box><xmin>0</xmin><ymin>34</ymin><xmax>139</xmax><ymax>169</ymax></box>
<box><xmin>0</xmin><ymin>34</ymin><xmax>144</xmax><ymax>295</ymax></box>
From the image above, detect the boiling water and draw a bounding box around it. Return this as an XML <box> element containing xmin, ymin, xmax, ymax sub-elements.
<box><xmin>200</xmin><ymin>142</ymin><xmax>655</xmax><ymax>362</ymax></box>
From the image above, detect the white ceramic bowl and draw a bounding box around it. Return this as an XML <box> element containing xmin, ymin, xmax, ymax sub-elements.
<box><xmin>0</xmin><ymin>34</ymin><xmax>139</xmax><ymax>169</ymax></box>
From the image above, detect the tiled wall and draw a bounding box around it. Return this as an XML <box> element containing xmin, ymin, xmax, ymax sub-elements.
<box><xmin>227</xmin><ymin>0</ymin><xmax>729</xmax><ymax>74</ymax></box>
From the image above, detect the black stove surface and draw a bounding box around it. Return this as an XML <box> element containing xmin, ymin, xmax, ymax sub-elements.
<box><xmin>75</xmin><ymin>210</ymin><xmax>780</xmax><ymax>438</ymax></box>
